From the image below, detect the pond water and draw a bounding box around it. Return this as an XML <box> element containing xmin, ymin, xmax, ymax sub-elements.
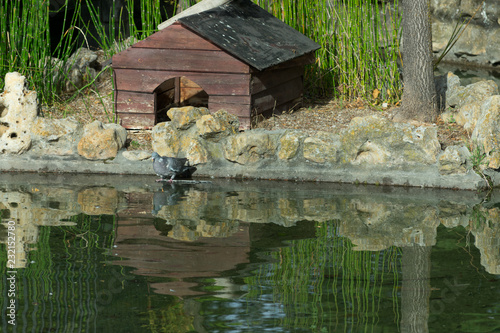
<box><xmin>0</xmin><ymin>173</ymin><xmax>499</xmax><ymax>332</ymax></box>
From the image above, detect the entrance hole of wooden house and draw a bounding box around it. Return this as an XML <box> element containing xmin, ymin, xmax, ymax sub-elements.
<box><xmin>154</xmin><ymin>76</ymin><xmax>209</xmax><ymax>124</ymax></box>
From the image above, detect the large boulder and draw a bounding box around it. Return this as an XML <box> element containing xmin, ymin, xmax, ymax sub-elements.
<box><xmin>152</xmin><ymin>121</ymin><xmax>182</xmax><ymax>157</ymax></box>
<box><xmin>471</xmin><ymin>95</ymin><xmax>500</xmax><ymax>169</ymax></box>
<box><xmin>30</xmin><ymin>117</ymin><xmax>83</xmax><ymax>155</ymax></box>
<box><xmin>0</xmin><ymin>72</ymin><xmax>38</xmax><ymax>154</ymax></box>
<box><xmin>339</xmin><ymin>115</ymin><xmax>441</xmax><ymax>166</ymax></box>
<box><xmin>168</xmin><ymin>106</ymin><xmax>210</xmax><ymax>130</ymax></box>
<box><xmin>223</xmin><ymin>130</ymin><xmax>277</xmax><ymax>164</ymax></box>
<box><xmin>446</xmin><ymin>75</ymin><xmax>498</xmax><ymax>110</ymax></box>
<box><xmin>196</xmin><ymin>109</ymin><xmax>239</xmax><ymax>141</ymax></box>
<box><xmin>77</xmin><ymin>121</ymin><xmax>127</xmax><ymax>160</ymax></box>
<box><xmin>303</xmin><ymin>132</ymin><xmax>340</xmax><ymax>164</ymax></box>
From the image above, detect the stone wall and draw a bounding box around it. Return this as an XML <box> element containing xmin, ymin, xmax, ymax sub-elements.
<box><xmin>431</xmin><ymin>0</ymin><xmax>500</xmax><ymax>68</ymax></box>
<box><xmin>2</xmin><ymin>71</ymin><xmax>500</xmax><ymax>190</ymax></box>
<box><xmin>149</xmin><ymin>69</ymin><xmax>500</xmax><ymax>191</ymax></box>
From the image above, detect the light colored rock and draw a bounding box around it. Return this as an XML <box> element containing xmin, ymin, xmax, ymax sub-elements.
<box><xmin>77</xmin><ymin>121</ymin><xmax>127</xmax><ymax>160</ymax></box>
<box><xmin>447</xmin><ymin>77</ymin><xmax>498</xmax><ymax>109</ymax></box>
<box><xmin>181</xmin><ymin>136</ymin><xmax>209</xmax><ymax>165</ymax></box>
<box><xmin>438</xmin><ymin>145</ymin><xmax>470</xmax><ymax>175</ymax></box>
<box><xmin>471</xmin><ymin>95</ymin><xmax>500</xmax><ymax>169</ymax></box>
<box><xmin>167</xmin><ymin>106</ymin><xmax>209</xmax><ymax>130</ymax></box>
<box><xmin>196</xmin><ymin>109</ymin><xmax>239</xmax><ymax>141</ymax></box>
<box><xmin>122</xmin><ymin>150</ymin><xmax>151</xmax><ymax>161</ymax></box>
<box><xmin>340</xmin><ymin>115</ymin><xmax>441</xmax><ymax>165</ymax></box>
<box><xmin>223</xmin><ymin>130</ymin><xmax>276</xmax><ymax>164</ymax></box>
<box><xmin>0</xmin><ymin>72</ymin><xmax>37</xmax><ymax>154</ymax></box>
<box><xmin>152</xmin><ymin>121</ymin><xmax>181</xmax><ymax>157</ymax></box>
<box><xmin>279</xmin><ymin>130</ymin><xmax>306</xmax><ymax>160</ymax></box>
<box><xmin>303</xmin><ymin>132</ymin><xmax>340</xmax><ymax>164</ymax></box>
<box><xmin>30</xmin><ymin>117</ymin><xmax>83</xmax><ymax>155</ymax></box>
<box><xmin>455</xmin><ymin>102</ymin><xmax>482</xmax><ymax>133</ymax></box>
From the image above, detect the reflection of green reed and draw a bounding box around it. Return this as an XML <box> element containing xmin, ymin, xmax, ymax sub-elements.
<box><xmin>246</xmin><ymin>221</ymin><xmax>401</xmax><ymax>331</ymax></box>
<box><xmin>0</xmin><ymin>214</ymin><xmax>123</xmax><ymax>330</ymax></box>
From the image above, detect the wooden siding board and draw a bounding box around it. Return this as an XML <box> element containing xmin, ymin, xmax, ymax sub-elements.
<box><xmin>114</xmin><ymin>69</ymin><xmax>251</xmax><ymax>95</ymax></box>
<box><xmin>132</xmin><ymin>23</ymin><xmax>220</xmax><ymax>51</ymax></box>
<box><xmin>252</xmin><ymin>76</ymin><xmax>303</xmax><ymax>112</ymax></box>
<box><xmin>208</xmin><ymin>102</ymin><xmax>251</xmax><ymax>117</ymax></box>
<box><xmin>118</xmin><ymin>113</ymin><xmax>156</xmax><ymax>129</ymax></box>
<box><xmin>251</xmin><ymin>66</ymin><xmax>304</xmax><ymax>94</ymax></box>
<box><xmin>116</xmin><ymin>91</ymin><xmax>155</xmax><ymax>114</ymax></box>
<box><xmin>210</xmin><ymin>95</ymin><xmax>251</xmax><ymax>105</ymax></box>
<box><xmin>257</xmin><ymin>98</ymin><xmax>302</xmax><ymax>117</ymax></box>
<box><xmin>112</xmin><ymin>48</ymin><xmax>250</xmax><ymax>73</ymax></box>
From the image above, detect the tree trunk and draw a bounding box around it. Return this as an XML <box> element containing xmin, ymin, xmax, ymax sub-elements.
<box><xmin>397</xmin><ymin>0</ymin><xmax>438</xmax><ymax>123</ymax></box>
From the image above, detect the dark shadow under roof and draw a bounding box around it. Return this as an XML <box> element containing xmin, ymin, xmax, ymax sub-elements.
<box><xmin>178</xmin><ymin>0</ymin><xmax>320</xmax><ymax>71</ymax></box>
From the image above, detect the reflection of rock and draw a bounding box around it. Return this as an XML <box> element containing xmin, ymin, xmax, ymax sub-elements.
<box><xmin>0</xmin><ymin>190</ymin><xmax>77</xmax><ymax>268</ymax></box>
<box><xmin>78</xmin><ymin>187</ymin><xmax>127</xmax><ymax>215</ymax></box>
<box><xmin>471</xmin><ymin>206</ymin><xmax>500</xmax><ymax>275</ymax></box>
<box><xmin>338</xmin><ymin>201</ymin><xmax>441</xmax><ymax>251</ymax></box>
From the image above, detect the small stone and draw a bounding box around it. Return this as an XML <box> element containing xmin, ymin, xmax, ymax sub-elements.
<box><xmin>122</xmin><ymin>150</ymin><xmax>151</xmax><ymax>161</ymax></box>
<box><xmin>438</xmin><ymin>145</ymin><xmax>470</xmax><ymax>175</ymax></box>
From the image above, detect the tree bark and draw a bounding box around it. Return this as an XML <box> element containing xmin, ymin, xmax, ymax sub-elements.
<box><xmin>397</xmin><ymin>0</ymin><xmax>438</xmax><ymax>123</ymax></box>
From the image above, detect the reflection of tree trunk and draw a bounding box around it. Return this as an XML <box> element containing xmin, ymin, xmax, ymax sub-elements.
<box><xmin>401</xmin><ymin>245</ymin><xmax>431</xmax><ymax>333</ymax></box>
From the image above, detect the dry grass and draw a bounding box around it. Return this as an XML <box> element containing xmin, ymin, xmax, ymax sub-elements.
<box><xmin>40</xmin><ymin>74</ymin><xmax>468</xmax><ymax>152</ymax></box>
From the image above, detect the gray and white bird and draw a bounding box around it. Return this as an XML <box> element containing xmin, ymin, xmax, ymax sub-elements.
<box><xmin>151</xmin><ymin>152</ymin><xmax>196</xmax><ymax>182</ymax></box>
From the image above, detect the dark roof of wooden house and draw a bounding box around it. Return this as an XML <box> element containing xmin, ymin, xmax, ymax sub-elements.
<box><xmin>176</xmin><ymin>0</ymin><xmax>320</xmax><ymax>71</ymax></box>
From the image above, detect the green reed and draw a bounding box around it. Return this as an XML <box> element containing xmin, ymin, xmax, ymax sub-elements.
<box><xmin>254</xmin><ymin>0</ymin><xmax>402</xmax><ymax>103</ymax></box>
<box><xmin>0</xmin><ymin>0</ymin><xmax>170</xmax><ymax>107</ymax></box>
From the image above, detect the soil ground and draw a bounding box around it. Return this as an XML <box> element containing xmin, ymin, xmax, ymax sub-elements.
<box><xmin>41</xmin><ymin>72</ymin><xmax>469</xmax><ymax>152</ymax></box>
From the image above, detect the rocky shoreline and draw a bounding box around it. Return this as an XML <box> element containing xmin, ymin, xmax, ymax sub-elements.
<box><xmin>2</xmin><ymin>70</ymin><xmax>500</xmax><ymax>191</ymax></box>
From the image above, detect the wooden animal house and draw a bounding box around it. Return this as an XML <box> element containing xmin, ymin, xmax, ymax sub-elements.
<box><xmin>112</xmin><ymin>0</ymin><xmax>320</xmax><ymax>129</ymax></box>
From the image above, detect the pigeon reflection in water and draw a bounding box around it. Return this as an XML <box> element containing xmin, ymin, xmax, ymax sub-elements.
<box><xmin>152</xmin><ymin>183</ymin><xmax>186</xmax><ymax>215</ymax></box>
<box><xmin>151</xmin><ymin>152</ymin><xmax>197</xmax><ymax>182</ymax></box>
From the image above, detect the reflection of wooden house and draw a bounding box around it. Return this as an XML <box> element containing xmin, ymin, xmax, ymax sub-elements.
<box><xmin>112</xmin><ymin>0</ymin><xmax>320</xmax><ymax>129</ymax></box>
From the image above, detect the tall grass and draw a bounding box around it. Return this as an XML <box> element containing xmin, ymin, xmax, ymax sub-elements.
<box><xmin>0</xmin><ymin>0</ymin><xmax>401</xmax><ymax>112</ymax></box>
<box><xmin>0</xmin><ymin>0</ymin><xmax>170</xmax><ymax>107</ymax></box>
<box><xmin>254</xmin><ymin>0</ymin><xmax>402</xmax><ymax>103</ymax></box>
<box><xmin>0</xmin><ymin>0</ymin><xmax>53</xmax><ymax>105</ymax></box>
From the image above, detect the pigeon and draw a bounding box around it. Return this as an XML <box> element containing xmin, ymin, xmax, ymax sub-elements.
<box><xmin>151</xmin><ymin>152</ymin><xmax>196</xmax><ymax>182</ymax></box>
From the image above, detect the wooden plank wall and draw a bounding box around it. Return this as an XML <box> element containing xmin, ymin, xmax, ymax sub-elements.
<box><xmin>112</xmin><ymin>23</ymin><xmax>252</xmax><ymax>129</ymax></box>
